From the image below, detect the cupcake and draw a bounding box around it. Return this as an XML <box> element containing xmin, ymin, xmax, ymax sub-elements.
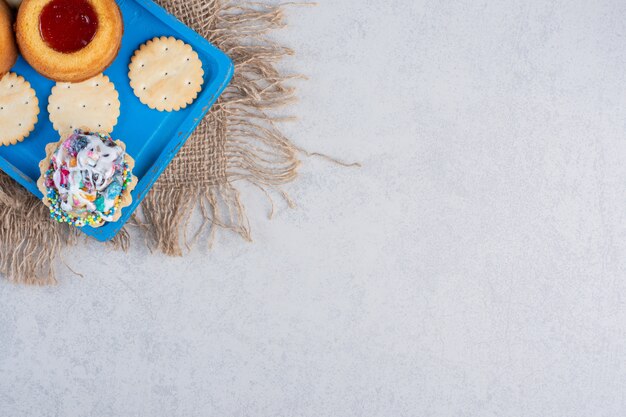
<box><xmin>37</xmin><ymin>129</ymin><xmax>137</xmax><ymax>228</ymax></box>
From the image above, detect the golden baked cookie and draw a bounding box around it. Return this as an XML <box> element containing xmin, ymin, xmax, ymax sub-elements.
<box><xmin>129</xmin><ymin>36</ymin><xmax>204</xmax><ymax>112</ymax></box>
<box><xmin>0</xmin><ymin>73</ymin><xmax>39</xmax><ymax>146</ymax></box>
<box><xmin>16</xmin><ymin>0</ymin><xmax>123</xmax><ymax>82</ymax></box>
<box><xmin>0</xmin><ymin>0</ymin><xmax>18</xmax><ymax>77</ymax></box>
<box><xmin>48</xmin><ymin>74</ymin><xmax>120</xmax><ymax>135</ymax></box>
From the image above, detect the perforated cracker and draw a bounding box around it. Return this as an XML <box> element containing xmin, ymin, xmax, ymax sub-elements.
<box><xmin>0</xmin><ymin>72</ymin><xmax>39</xmax><ymax>146</ymax></box>
<box><xmin>48</xmin><ymin>74</ymin><xmax>120</xmax><ymax>135</ymax></box>
<box><xmin>129</xmin><ymin>36</ymin><xmax>204</xmax><ymax>112</ymax></box>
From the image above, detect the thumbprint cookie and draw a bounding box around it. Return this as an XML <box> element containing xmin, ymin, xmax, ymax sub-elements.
<box><xmin>16</xmin><ymin>0</ymin><xmax>123</xmax><ymax>82</ymax></box>
<box><xmin>0</xmin><ymin>0</ymin><xmax>17</xmax><ymax>77</ymax></box>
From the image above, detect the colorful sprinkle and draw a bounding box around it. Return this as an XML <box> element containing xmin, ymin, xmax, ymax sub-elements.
<box><xmin>44</xmin><ymin>130</ymin><xmax>133</xmax><ymax>228</ymax></box>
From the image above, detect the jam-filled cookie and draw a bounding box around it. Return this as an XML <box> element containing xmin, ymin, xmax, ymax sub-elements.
<box><xmin>16</xmin><ymin>0</ymin><xmax>123</xmax><ymax>82</ymax></box>
<box><xmin>0</xmin><ymin>0</ymin><xmax>18</xmax><ymax>77</ymax></box>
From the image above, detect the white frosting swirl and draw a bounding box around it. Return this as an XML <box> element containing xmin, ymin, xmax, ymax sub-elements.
<box><xmin>47</xmin><ymin>131</ymin><xmax>127</xmax><ymax>223</ymax></box>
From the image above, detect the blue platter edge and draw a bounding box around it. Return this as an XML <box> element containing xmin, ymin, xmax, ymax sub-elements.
<box><xmin>0</xmin><ymin>0</ymin><xmax>234</xmax><ymax>242</ymax></box>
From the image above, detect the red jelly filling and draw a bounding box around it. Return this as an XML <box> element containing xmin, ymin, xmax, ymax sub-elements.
<box><xmin>39</xmin><ymin>0</ymin><xmax>99</xmax><ymax>54</ymax></box>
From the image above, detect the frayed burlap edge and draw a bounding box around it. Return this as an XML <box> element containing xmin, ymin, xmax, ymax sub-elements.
<box><xmin>0</xmin><ymin>178</ymin><xmax>71</xmax><ymax>285</ymax></box>
<box><xmin>139</xmin><ymin>0</ymin><xmax>307</xmax><ymax>256</ymax></box>
<box><xmin>0</xmin><ymin>171</ymin><xmax>133</xmax><ymax>285</ymax></box>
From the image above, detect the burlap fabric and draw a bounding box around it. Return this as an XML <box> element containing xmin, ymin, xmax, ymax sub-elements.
<box><xmin>0</xmin><ymin>0</ymin><xmax>301</xmax><ymax>284</ymax></box>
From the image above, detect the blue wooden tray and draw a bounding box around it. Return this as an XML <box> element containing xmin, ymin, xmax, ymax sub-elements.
<box><xmin>0</xmin><ymin>0</ymin><xmax>234</xmax><ymax>241</ymax></box>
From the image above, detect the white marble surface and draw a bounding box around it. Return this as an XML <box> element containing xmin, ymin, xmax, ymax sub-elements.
<box><xmin>2</xmin><ymin>0</ymin><xmax>626</xmax><ymax>415</ymax></box>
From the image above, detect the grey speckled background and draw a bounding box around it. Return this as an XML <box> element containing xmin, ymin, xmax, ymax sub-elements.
<box><xmin>2</xmin><ymin>0</ymin><xmax>626</xmax><ymax>416</ymax></box>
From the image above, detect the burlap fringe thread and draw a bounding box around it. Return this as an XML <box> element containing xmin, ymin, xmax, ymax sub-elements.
<box><xmin>0</xmin><ymin>1</ymin><xmax>308</xmax><ymax>285</ymax></box>
<box><xmin>140</xmin><ymin>0</ymin><xmax>307</xmax><ymax>255</ymax></box>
